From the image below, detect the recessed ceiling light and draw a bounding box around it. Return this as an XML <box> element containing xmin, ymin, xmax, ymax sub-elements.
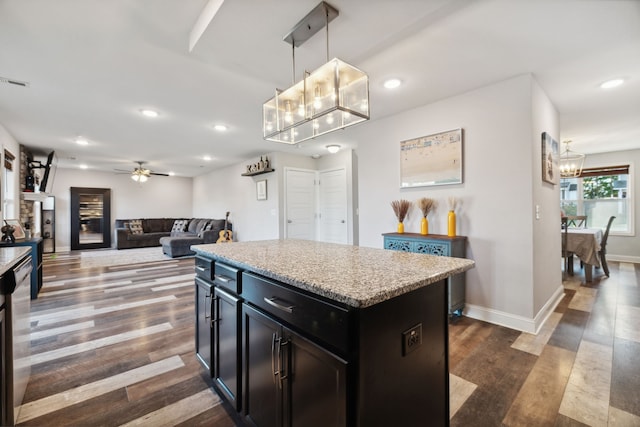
<box><xmin>140</xmin><ymin>109</ymin><xmax>159</xmax><ymax>118</ymax></box>
<box><xmin>203</xmin><ymin>155</ymin><xmax>212</xmax><ymax>161</ymax></box>
<box><xmin>213</xmin><ymin>124</ymin><xmax>227</xmax><ymax>131</ymax></box>
<box><xmin>168</xmin><ymin>171</ymin><xmax>175</xmax><ymax>176</ymax></box>
<box><xmin>76</xmin><ymin>137</ymin><xmax>89</xmax><ymax>145</ymax></box>
<box><xmin>79</xmin><ymin>164</ymin><xmax>88</xmax><ymax>169</ymax></box>
<box><xmin>383</xmin><ymin>78</ymin><xmax>402</xmax><ymax>89</ymax></box>
<box><xmin>600</xmin><ymin>78</ymin><xmax>624</xmax><ymax>89</ymax></box>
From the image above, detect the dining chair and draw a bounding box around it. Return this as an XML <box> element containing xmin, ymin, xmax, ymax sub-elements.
<box><xmin>599</xmin><ymin>216</ymin><xmax>616</xmax><ymax>277</ymax></box>
<box><xmin>566</xmin><ymin>215</ymin><xmax>587</xmax><ymax>228</ymax></box>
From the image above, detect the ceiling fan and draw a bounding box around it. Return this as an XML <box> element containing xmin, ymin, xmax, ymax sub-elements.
<box><xmin>115</xmin><ymin>161</ymin><xmax>169</xmax><ymax>182</ymax></box>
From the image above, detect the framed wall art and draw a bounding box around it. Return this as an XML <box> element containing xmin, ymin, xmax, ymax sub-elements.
<box><xmin>541</xmin><ymin>132</ymin><xmax>559</xmax><ymax>185</ymax></box>
<box><xmin>400</xmin><ymin>128</ymin><xmax>463</xmax><ymax>188</ymax></box>
<box><xmin>256</xmin><ymin>180</ymin><xmax>267</xmax><ymax>200</ymax></box>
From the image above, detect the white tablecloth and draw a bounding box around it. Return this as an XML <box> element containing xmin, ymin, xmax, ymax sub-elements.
<box><xmin>566</xmin><ymin>228</ymin><xmax>603</xmax><ymax>268</ymax></box>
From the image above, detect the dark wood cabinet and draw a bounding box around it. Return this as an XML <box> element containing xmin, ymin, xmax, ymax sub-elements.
<box><xmin>242</xmin><ymin>303</ymin><xmax>347</xmax><ymax>427</ymax></box>
<box><xmin>195</xmin><ymin>277</ymin><xmax>213</xmax><ymax>374</ymax></box>
<box><xmin>213</xmin><ymin>286</ymin><xmax>241</xmax><ymax>410</ymax></box>
<box><xmin>195</xmin><ymin>257</ymin><xmax>243</xmax><ymax>412</ymax></box>
<box><xmin>196</xmin><ymin>252</ymin><xmax>451</xmax><ymax>427</ymax></box>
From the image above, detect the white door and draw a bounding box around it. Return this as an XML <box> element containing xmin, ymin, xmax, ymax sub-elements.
<box><xmin>285</xmin><ymin>168</ymin><xmax>316</xmax><ymax>240</ymax></box>
<box><xmin>318</xmin><ymin>168</ymin><xmax>348</xmax><ymax>244</ymax></box>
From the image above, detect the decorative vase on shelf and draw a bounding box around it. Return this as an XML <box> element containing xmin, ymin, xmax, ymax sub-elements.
<box><xmin>447</xmin><ymin>210</ymin><xmax>456</xmax><ymax>237</ymax></box>
<box><xmin>420</xmin><ymin>217</ymin><xmax>428</xmax><ymax>235</ymax></box>
<box><xmin>397</xmin><ymin>222</ymin><xmax>405</xmax><ymax>234</ymax></box>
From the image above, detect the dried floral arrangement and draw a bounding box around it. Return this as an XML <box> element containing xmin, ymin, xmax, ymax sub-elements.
<box><xmin>390</xmin><ymin>199</ymin><xmax>411</xmax><ymax>223</ymax></box>
<box><xmin>417</xmin><ymin>197</ymin><xmax>436</xmax><ymax>218</ymax></box>
<box><xmin>448</xmin><ymin>197</ymin><xmax>458</xmax><ymax>211</ymax></box>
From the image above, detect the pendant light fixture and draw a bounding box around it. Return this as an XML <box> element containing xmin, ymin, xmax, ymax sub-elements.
<box><xmin>559</xmin><ymin>140</ymin><xmax>586</xmax><ymax>178</ymax></box>
<box><xmin>263</xmin><ymin>1</ymin><xmax>370</xmax><ymax>144</ymax></box>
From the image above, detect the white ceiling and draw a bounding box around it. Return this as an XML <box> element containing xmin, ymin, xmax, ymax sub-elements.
<box><xmin>0</xmin><ymin>0</ymin><xmax>638</xmax><ymax>177</ymax></box>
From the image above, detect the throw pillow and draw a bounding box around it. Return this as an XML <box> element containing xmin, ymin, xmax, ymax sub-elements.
<box><xmin>171</xmin><ymin>220</ymin><xmax>186</xmax><ymax>232</ymax></box>
<box><xmin>129</xmin><ymin>220</ymin><xmax>143</xmax><ymax>235</ymax></box>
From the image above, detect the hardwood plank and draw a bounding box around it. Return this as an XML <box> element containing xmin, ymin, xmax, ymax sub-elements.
<box><xmin>547</xmin><ymin>308</ymin><xmax>589</xmax><ymax>352</ymax></box>
<box><xmin>610</xmin><ymin>337</ymin><xmax>640</xmax><ymax>417</ymax></box>
<box><xmin>502</xmin><ymin>345</ymin><xmax>575</xmax><ymax>426</ymax></box>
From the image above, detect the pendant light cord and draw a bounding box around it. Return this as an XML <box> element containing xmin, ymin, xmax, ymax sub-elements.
<box><xmin>325</xmin><ymin>5</ymin><xmax>329</xmax><ymax>62</ymax></box>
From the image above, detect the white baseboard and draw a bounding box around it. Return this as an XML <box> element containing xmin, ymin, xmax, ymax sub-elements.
<box><xmin>464</xmin><ymin>285</ymin><xmax>564</xmax><ymax>334</ymax></box>
<box><xmin>607</xmin><ymin>254</ymin><xmax>640</xmax><ymax>264</ymax></box>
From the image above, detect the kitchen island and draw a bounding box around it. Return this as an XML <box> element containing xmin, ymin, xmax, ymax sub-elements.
<box><xmin>192</xmin><ymin>239</ymin><xmax>474</xmax><ymax>427</ymax></box>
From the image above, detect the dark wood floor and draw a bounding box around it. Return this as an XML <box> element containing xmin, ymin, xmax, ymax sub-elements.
<box><xmin>16</xmin><ymin>252</ymin><xmax>640</xmax><ymax>426</ymax></box>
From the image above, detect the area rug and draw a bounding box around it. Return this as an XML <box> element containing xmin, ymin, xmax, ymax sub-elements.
<box><xmin>80</xmin><ymin>246</ymin><xmax>181</xmax><ymax>268</ymax></box>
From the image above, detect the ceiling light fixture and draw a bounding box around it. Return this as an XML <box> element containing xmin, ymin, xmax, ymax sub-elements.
<box><xmin>203</xmin><ymin>155</ymin><xmax>212</xmax><ymax>161</ymax></box>
<box><xmin>559</xmin><ymin>140</ymin><xmax>586</xmax><ymax>178</ymax></box>
<box><xmin>383</xmin><ymin>78</ymin><xmax>402</xmax><ymax>89</ymax></box>
<box><xmin>326</xmin><ymin>144</ymin><xmax>341</xmax><ymax>154</ymax></box>
<box><xmin>263</xmin><ymin>1</ymin><xmax>369</xmax><ymax>145</ymax></box>
<box><xmin>140</xmin><ymin>109</ymin><xmax>159</xmax><ymax>118</ymax></box>
<box><xmin>213</xmin><ymin>124</ymin><xmax>227</xmax><ymax>131</ymax></box>
<box><xmin>600</xmin><ymin>78</ymin><xmax>624</xmax><ymax>89</ymax></box>
<box><xmin>76</xmin><ymin>137</ymin><xmax>89</xmax><ymax>145</ymax></box>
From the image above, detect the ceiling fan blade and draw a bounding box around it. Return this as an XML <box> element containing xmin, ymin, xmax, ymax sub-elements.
<box><xmin>114</xmin><ymin>168</ymin><xmax>132</xmax><ymax>172</ymax></box>
<box><xmin>149</xmin><ymin>172</ymin><xmax>170</xmax><ymax>176</ymax></box>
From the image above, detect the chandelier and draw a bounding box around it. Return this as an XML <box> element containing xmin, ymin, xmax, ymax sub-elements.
<box><xmin>559</xmin><ymin>140</ymin><xmax>586</xmax><ymax>178</ymax></box>
<box><xmin>263</xmin><ymin>1</ymin><xmax>369</xmax><ymax>144</ymax></box>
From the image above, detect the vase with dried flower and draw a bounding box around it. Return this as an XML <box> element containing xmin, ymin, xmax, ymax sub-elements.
<box><xmin>448</xmin><ymin>197</ymin><xmax>458</xmax><ymax>237</ymax></box>
<box><xmin>417</xmin><ymin>197</ymin><xmax>436</xmax><ymax>235</ymax></box>
<box><xmin>391</xmin><ymin>199</ymin><xmax>411</xmax><ymax>234</ymax></box>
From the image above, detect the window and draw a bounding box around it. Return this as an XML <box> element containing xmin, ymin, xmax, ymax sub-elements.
<box><xmin>560</xmin><ymin>165</ymin><xmax>633</xmax><ymax>235</ymax></box>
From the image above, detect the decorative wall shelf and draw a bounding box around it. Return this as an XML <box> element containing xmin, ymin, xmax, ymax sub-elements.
<box><xmin>241</xmin><ymin>168</ymin><xmax>274</xmax><ymax>177</ymax></box>
<box><xmin>22</xmin><ymin>192</ymin><xmax>52</xmax><ymax>202</ymax></box>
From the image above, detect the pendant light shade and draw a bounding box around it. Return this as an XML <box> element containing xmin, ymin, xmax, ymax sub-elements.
<box><xmin>263</xmin><ymin>2</ymin><xmax>369</xmax><ymax>144</ymax></box>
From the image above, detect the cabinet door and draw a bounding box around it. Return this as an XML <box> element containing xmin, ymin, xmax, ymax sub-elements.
<box><xmin>195</xmin><ymin>278</ymin><xmax>213</xmax><ymax>374</ymax></box>
<box><xmin>213</xmin><ymin>287</ymin><xmax>241</xmax><ymax>410</ymax></box>
<box><xmin>284</xmin><ymin>328</ymin><xmax>347</xmax><ymax>427</ymax></box>
<box><xmin>243</xmin><ymin>304</ymin><xmax>282</xmax><ymax>427</ymax></box>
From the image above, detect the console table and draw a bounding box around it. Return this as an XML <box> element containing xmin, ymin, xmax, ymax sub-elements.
<box><xmin>0</xmin><ymin>237</ymin><xmax>43</xmax><ymax>299</ymax></box>
<box><xmin>383</xmin><ymin>233</ymin><xmax>467</xmax><ymax>316</ymax></box>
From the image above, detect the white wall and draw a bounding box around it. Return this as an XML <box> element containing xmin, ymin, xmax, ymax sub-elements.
<box><xmin>582</xmin><ymin>149</ymin><xmax>640</xmax><ymax>262</ymax></box>
<box><xmin>49</xmin><ymin>167</ymin><xmax>193</xmax><ymax>251</ymax></box>
<box><xmin>193</xmin><ymin>150</ymin><xmax>356</xmax><ymax>242</ymax></box>
<box><xmin>531</xmin><ymin>78</ymin><xmax>564</xmax><ymax>319</ymax></box>
<box><xmin>355</xmin><ymin>74</ymin><xmax>561</xmax><ymax>332</ymax></box>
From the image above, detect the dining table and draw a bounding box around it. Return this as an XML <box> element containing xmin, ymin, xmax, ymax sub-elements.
<box><xmin>564</xmin><ymin>227</ymin><xmax>603</xmax><ymax>282</ymax></box>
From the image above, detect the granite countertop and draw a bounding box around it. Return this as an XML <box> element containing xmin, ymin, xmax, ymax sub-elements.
<box><xmin>0</xmin><ymin>246</ymin><xmax>31</xmax><ymax>277</ymax></box>
<box><xmin>192</xmin><ymin>239</ymin><xmax>475</xmax><ymax>308</ymax></box>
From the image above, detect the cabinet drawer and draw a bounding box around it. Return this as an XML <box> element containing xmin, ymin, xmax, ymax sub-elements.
<box><xmin>242</xmin><ymin>272</ymin><xmax>349</xmax><ymax>355</ymax></box>
<box><xmin>214</xmin><ymin>262</ymin><xmax>241</xmax><ymax>294</ymax></box>
<box><xmin>195</xmin><ymin>256</ymin><xmax>214</xmax><ymax>281</ymax></box>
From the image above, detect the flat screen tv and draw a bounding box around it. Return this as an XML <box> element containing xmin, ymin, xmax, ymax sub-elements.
<box><xmin>39</xmin><ymin>151</ymin><xmax>56</xmax><ymax>193</ymax></box>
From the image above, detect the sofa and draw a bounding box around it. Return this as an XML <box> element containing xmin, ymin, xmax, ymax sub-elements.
<box><xmin>114</xmin><ymin>218</ymin><xmax>231</xmax><ymax>256</ymax></box>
